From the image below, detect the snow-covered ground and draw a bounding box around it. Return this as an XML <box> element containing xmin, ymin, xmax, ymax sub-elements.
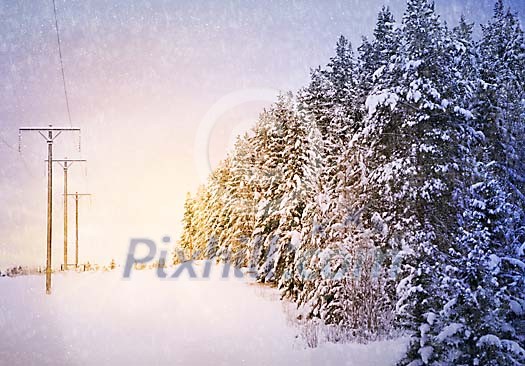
<box><xmin>0</xmin><ymin>263</ymin><xmax>406</xmax><ymax>365</ymax></box>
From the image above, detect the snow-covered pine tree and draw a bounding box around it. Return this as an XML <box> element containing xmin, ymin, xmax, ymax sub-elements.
<box><xmin>355</xmin><ymin>0</ymin><xmax>475</xmax><ymax>363</ymax></box>
<box><xmin>300</xmin><ymin>36</ymin><xmax>362</xmax><ymax>196</ymax></box>
<box><xmin>220</xmin><ymin>135</ymin><xmax>258</xmax><ymax>267</ymax></box>
<box><xmin>181</xmin><ymin>184</ymin><xmax>213</xmax><ymax>259</ymax></box>
<box><xmin>292</xmin><ymin>7</ymin><xmax>403</xmax><ymax>337</ymax></box>
<box><xmin>180</xmin><ymin>192</ymin><xmax>197</xmax><ymax>259</ymax></box>
<box><xmin>249</xmin><ymin>94</ymin><xmax>317</xmax><ymax>284</ymax></box>
<box><xmin>395</xmin><ymin>1</ymin><xmax>525</xmax><ymax>364</ymax></box>
<box><xmin>477</xmin><ymin>0</ymin><xmax>525</xmax><ymax>279</ymax></box>
<box><xmin>324</xmin><ymin>35</ymin><xmax>362</xmax><ymax>170</ymax></box>
<box><xmin>358</xmin><ymin>6</ymin><xmax>400</xmax><ymax>98</ymax></box>
<box><xmin>403</xmin><ymin>11</ymin><xmax>515</xmax><ymax>363</ymax></box>
<box><xmin>299</xmin><ymin>66</ymin><xmax>331</xmax><ymax>139</ymax></box>
<box><xmin>444</xmin><ymin>1</ymin><xmax>525</xmax><ymax>362</ymax></box>
<box><xmin>477</xmin><ymin>0</ymin><xmax>525</xmax><ymax>200</ymax></box>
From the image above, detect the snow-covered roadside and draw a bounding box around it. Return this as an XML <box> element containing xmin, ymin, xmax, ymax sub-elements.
<box><xmin>0</xmin><ymin>263</ymin><xmax>406</xmax><ymax>365</ymax></box>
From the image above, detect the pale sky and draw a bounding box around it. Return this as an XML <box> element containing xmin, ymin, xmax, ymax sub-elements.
<box><xmin>1</xmin><ymin>0</ymin><xmax>523</xmax><ymax>268</ymax></box>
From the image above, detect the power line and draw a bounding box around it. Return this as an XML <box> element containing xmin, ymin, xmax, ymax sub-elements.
<box><xmin>0</xmin><ymin>132</ymin><xmax>17</xmax><ymax>152</ymax></box>
<box><xmin>51</xmin><ymin>0</ymin><xmax>73</xmax><ymax>127</ymax></box>
<box><xmin>65</xmin><ymin>192</ymin><xmax>92</xmax><ymax>269</ymax></box>
<box><xmin>0</xmin><ymin>132</ymin><xmax>37</xmax><ymax>177</ymax></box>
<box><xmin>47</xmin><ymin>158</ymin><xmax>87</xmax><ymax>270</ymax></box>
<box><xmin>19</xmin><ymin>125</ymin><xmax>81</xmax><ymax>295</ymax></box>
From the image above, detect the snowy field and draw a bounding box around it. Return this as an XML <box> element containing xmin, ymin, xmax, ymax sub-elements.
<box><xmin>0</xmin><ymin>263</ymin><xmax>406</xmax><ymax>366</ymax></box>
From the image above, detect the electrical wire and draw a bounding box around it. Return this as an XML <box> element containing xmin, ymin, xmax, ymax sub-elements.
<box><xmin>0</xmin><ymin>133</ymin><xmax>17</xmax><ymax>152</ymax></box>
<box><xmin>51</xmin><ymin>0</ymin><xmax>73</xmax><ymax>127</ymax></box>
<box><xmin>0</xmin><ymin>133</ymin><xmax>37</xmax><ymax>178</ymax></box>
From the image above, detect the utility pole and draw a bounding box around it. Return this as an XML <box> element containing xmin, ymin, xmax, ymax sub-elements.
<box><xmin>65</xmin><ymin>192</ymin><xmax>91</xmax><ymax>268</ymax></box>
<box><xmin>46</xmin><ymin>158</ymin><xmax>86</xmax><ymax>270</ymax></box>
<box><xmin>19</xmin><ymin>124</ymin><xmax>80</xmax><ymax>294</ymax></box>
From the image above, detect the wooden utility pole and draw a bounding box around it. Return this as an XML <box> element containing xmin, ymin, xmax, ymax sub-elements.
<box><xmin>19</xmin><ymin>125</ymin><xmax>80</xmax><ymax>294</ymax></box>
<box><xmin>65</xmin><ymin>192</ymin><xmax>91</xmax><ymax>268</ymax></box>
<box><xmin>47</xmin><ymin>158</ymin><xmax>86</xmax><ymax>270</ymax></box>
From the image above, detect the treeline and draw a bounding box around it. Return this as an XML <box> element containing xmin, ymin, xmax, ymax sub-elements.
<box><xmin>178</xmin><ymin>0</ymin><xmax>525</xmax><ymax>364</ymax></box>
<box><xmin>0</xmin><ymin>266</ymin><xmax>40</xmax><ymax>277</ymax></box>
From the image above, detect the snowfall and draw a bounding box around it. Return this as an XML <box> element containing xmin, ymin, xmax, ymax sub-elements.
<box><xmin>0</xmin><ymin>262</ymin><xmax>407</xmax><ymax>366</ymax></box>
